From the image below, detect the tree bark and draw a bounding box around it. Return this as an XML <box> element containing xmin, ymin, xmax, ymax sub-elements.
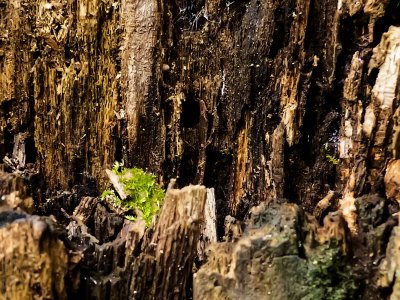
<box><xmin>1</xmin><ymin>0</ymin><xmax>400</xmax><ymax>299</ymax></box>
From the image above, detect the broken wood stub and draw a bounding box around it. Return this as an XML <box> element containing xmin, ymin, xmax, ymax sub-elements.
<box><xmin>194</xmin><ymin>201</ymin><xmax>354</xmax><ymax>300</ymax></box>
<box><xmin>128</xmin><ymin>185</ymin><xmax>207</xmax><ymax>299</ymax></box>
<box><xmin>0</xmin><ymin>213</ymin><xmax>68</xmax><ymax>299</ymax></box>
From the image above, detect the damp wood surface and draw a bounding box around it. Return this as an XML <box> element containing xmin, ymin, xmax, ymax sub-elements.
<box><xmin>0</xmin><ymin>0</ymin><xmax>400</xmax><ymax>299</ymax></box>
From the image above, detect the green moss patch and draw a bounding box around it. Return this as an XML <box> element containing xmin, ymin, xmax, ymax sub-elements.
<box><xmin>101</xmin><ymin>163</ymin><xmax>165</xmax><ymax>226</ymax></box>
<box><xmin>302</xmin><ymin>242</ymin><xmax>356</xmax><ymax>300</ymax></box>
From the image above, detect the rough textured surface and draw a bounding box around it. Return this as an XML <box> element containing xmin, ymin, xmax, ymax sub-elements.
<box><xmin>120</xmin><ymin>0</ymin><xmax>164</xmax><ymax>171</ymax></box>
<box><xmin>1</xmin><ymin>0</ymin><xmax>400</xmax><ymax>299</ymax></box>
<box><xmin>338</xmin><ymin>24</ymin><xmax>400</xmax><ymax>234</ymax></box>
<box><xmin>378</xmin><ymin>225</ymin><xmax>400</xmax><ymax>300</ymax></box>
<box><xmin>0</xmin><ymin>0</ymin><xmax>347</xmax><ymax>218</ymax></box>
<box><xmin>0</xmin><ymin>0</ymin><xmax>35</xmax><ymax>160</ymax></box>
<box><xmin>197</xmin><ymin>187</ymin><xmax>217</xmax><ymax>260</ymax></box>
<box><xmin>385</xmin><ymin>160</ymin><xmax>400</xmax><ymax>203</ymax></box>
<box><xmin>194</xmin><ymin>202</ymin><xmax>305</xmax><ymax>300</ymax></box>
<box><xmin>194</xmin><ymin>201</ymin><xmax>355</xmax><ymax>300</ymax></box>
<box><xmin>66</xmin><ymin>212</ymin><xmax>144</xmax><ymax>298</ymax></box>
<box><xmin>129</xmin><ymin>185</ymin><xmax>207</xmax><ymax>299</ymax></box>
<box><xmin>33</xmin><ymin>0</ymin><xmax>120</xmax><ymax>190</ymax></box>
<box><xmin>0</xmin><ymin>212</ymin><xmax>68</xmax><ymax>299</ymax></box>
<box><xmin>0</xmin><ymin>170</ymin><xmax>35</xmax><ymax>213</ymax></box>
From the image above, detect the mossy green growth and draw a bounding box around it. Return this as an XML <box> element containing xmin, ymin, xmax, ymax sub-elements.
<box><xmin>101</xmin><ymin>163</ymin><xmax>165</xmax><ymax>226</ymax></box>
<box><xmin>323</xmin><ymin>143</ymin><xmax>339</xmax><ymax>165</ymax></box>
<box><xmin>302</xmin><ymin>242</ymin><xmax>356</xmax><ymax>300</ymax></box>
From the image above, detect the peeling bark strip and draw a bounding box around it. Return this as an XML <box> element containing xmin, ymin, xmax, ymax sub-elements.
<box><xmin>368</xmin><ymin>26</ymin><xmax>400</xmax><ymax>175</ymax></box>
<box><xmin>280</xmin><ymin>0</ymin><xmax>311</xmax><ymax>146</ymax></box>
<box><xmin>198</xmin><ymin>188</ymin><xmax>217</xmax><ymax>260</ymax></box>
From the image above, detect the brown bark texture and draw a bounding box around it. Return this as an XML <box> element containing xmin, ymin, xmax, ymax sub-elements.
<box><xmin>1</xmin><ymin>0</ymin><xmax>400</xmax><ymax>299</ymax></box>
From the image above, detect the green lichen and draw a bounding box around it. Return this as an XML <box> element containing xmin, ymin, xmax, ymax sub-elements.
<box><xmin>302</xmin><ymin>242</ymin><xmax>356</xmax><ymax>300</ymax></box>
<box><xmin>101</xmin><ymin>163</ymin><xmax>165</xmax><ymax>226</ymax></box>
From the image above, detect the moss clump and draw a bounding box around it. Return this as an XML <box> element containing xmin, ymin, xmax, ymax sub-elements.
<box><xmin>302</xmin><ymin>242</ymin><xmax>356</xmax><ymax>300</ymax></box>
<box><xmin>323</xmin><ymin>143</ymin><xmax>339</xmax><ymax>165</ymax></box>
<box><xmin>101</xmin><ymin>163</ymin><xmax>165</xmax><ymax>226</ymax></box>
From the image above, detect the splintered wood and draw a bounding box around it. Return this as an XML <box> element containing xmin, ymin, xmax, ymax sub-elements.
<box><xmin>129</xmin><ymin>185</ymin><xmax>207</xmax><ymax>299</ymax></box>
<box><xmin>339</xmin><ymin>26</ymin><xmax>400</xmax><ymax>234</ymax></box>
<box><xmin>198</xmin><ymin>188</ymin><xmax>217</xmax><ymax>261</ymax></box>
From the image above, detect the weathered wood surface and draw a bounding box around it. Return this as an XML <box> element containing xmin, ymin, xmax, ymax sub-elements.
<box><xmin>2</xmin><ymin>0</ymin><xmax>398</xmax><ymax>219</ymax></box>
<box><xmin>194</xmin><ymin>201</ymin><xmax>350</xmax><ymax>300</ymax></box>
<box><xmin>0</xmin><ymin>211</ymin><xmax>68</xmax><ymax>299</ymax></box>
<box><xmin>197</xmin><ymin>188</ymin><xmax>217</xmax><ymax>261</ymax></box>
<box><xmin>0</xmin><ymin>0</ymin><xmax>346</xmax><ymax>216</ymax></box>
<box><xmin>128</xmin><ymin>185</ymin><xmax>207</xmax><ymax>299</ymax></box>
<box><xmin>1</xmin><ymin>0</ymin><xmax>400</xmax><ymax>299</ymax></box>
<box><xmin>0</xmin><ymin>182</ymin><xmax>210</xmax><ymax>299</ymax></box>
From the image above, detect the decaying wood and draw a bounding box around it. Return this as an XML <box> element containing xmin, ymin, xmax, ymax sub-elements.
<box><xmin>128</xmin><ymin>185</ymin><xmax>207</xmax><ymax>299</ymax></box>
<box><xmin>0</xmin><ymin>0</ymin><xmax>344</xmax><ymax>217</ymax></box>
<box><xmin>197</xmin><ymin>188</ymin><xmax>217</xmax><ymax>261</ymax></box>
<box><xmin>32</xmin><ymin>0</ymin><xmax>120</xmax><ymax>190</ymax></box>
<box><xmin>1</xmin><ymin>0</ymin><xmax>400</xmax><ymax>299</ymax></box>
<box><xmin>0</xmin><ymin>184</ymin><xmax>210</xmax><ymax>299</ymax></box>
<box><xmin>120</xmin><ymin>0</ymin><xmax>164</xmax><ymax>171</ymax></box>
<box><xmin>224</xmin><ymin>215</ymin><xmax>244</xmax><ymax>242</ymax></box>
<box><xmin>12</xmin><ymin>132</ymin><xmax>28</xmax><ymax>169</ymax></box>
<box><xmin>0</xmin><ymin>171</ymin><xmax>34</xmax><ymax>213</ymax></box>
<box><xmin>105</xmin><ymin>169</ymin><xmax>128</xmax><ymax>200</ymax></box>
<box><xmin>0</xmin><ymin>211</ymin><xmax>68</xmax><ymax>299</ymax></box>
<box><xmin>385</xmin><ymin>160</ymin><xmax>400</xmax><ymax>203</ymax></box>
<box><xmin>194</xmin><ymin>201</ymin><xmax>350</xmax><ymax>300</ymax></box>
<box><xmin>378</xmin><ymin>223</ymin><xmax>400</xmax><ymax>299</ymax></box>
<box><xmin>313</xmin><ymin>190</ymin><xmax>337</xmax><ymax>223</ymax></box>
<box><xmin>339</xmin><ymin>25</ymin><xmax>400</xmax><ymax>234</ymax></box>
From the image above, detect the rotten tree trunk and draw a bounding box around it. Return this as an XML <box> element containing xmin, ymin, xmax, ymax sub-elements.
<box><xmin>1</xmin><ymin>0</ymin><xmax>400</xmax><ymax>299</ymax></box>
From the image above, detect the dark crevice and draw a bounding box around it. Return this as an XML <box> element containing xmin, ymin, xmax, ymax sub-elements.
<box><xmin>203</xmin><ymin>147</ymin><xmax>233</xmax><ymax>239</ymax></box>
<box><xmin>268</xmin><ymin>0</ymin><xmax>294</xmax><ymax>58</ymax></box>
<box><xmin>0</xmin><ymin>101</ymin><xmax>13</xmax><ymax>157</ymax></box>
<box><xmin>114</xmin><ymin>136</ymin><xmax>123</xmax><ymax>163</ymax></box>
<box><xmin>162</xmin><ymin>96</ymin><xmax>176</xmax><ymax>182</ymax></box>
<box><xmin>373</xmin><ymin>0</ymin><xmax>400</xmax><ymax>47</ymax></box>
<box><xmin>177</xmin><ymin>145</ymin><xmax>199</xmax><ymax>187</ymax></box>
<box><xmin>24</xmin><ymin>135</ymin><xmax>36</xmax><ymax>164</ymax></box>
<box><xmin>368</xmin><ymin>67</ymin><xmax>379</xmax><ymax>87</ymax></box>
<box><xmin>26</xmin><ymin>74</ymin><xmax>37</xmax><ymax>165</ymax></box>
<box><xmin>284</xmin><ymin>6</ymin><xmax>370</xmax><ymax>208</ymax></box>
<box><xmin>303</xmin><ymin>0</ymin><xmax>315</xmax><ymax>51</ymax></box>
<box><xmin>182</xmin><ymin>92</ymin><xmax>200</xmax><ymax>128</ymax></box>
